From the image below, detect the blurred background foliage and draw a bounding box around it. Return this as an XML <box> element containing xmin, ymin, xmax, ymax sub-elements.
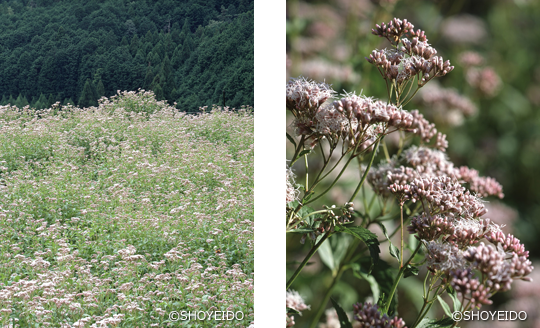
<box><xmin>287</xmin><ymin>0</ymin><xmax>540</xmax><ymax>326</ymax></box>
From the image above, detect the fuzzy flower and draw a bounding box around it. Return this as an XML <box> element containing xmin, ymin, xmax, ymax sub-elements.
<box><xmin>353</xmin><ymin>302</ymin><xmax>406</xmax><ymax>328</ymax></box>
<box><xmin>333</xmin><ymin>94</ymin><xmax>412</xmax><ymax>130</ymax></box>
<box><xmin>463</xmin><ymin>242</ymin><xmax>533</xmax><ymax>292</ymax></box>
<box><xmin>409</xmin><ymin>110</ymin><xmax>438</xmax><ymax>143</ymax></box>
<box><xmin>463</xmin><ymin>242</ymin><xmax>506</xmax><ymax>275</ymax></box>
<box><xmin>286</xmin><ymin>77</ymin><xmax>335</xmax><ymax>116</ymax></box>
<box><xmin>486</xmin><ymin>232</ymin><xmax>529</xmax><ymax>258</ymax></box>
<box><xmin>367</xmin><ymin>18</ymin><xmax>453</xmax><ymax>88</ymax></box>
<box><xmin>402</xmin><ymin>146</ymin><xmax>453</xmax><ymax>174</ymax></box>
<box><xmin>456</xmin><ymin>166</ymin><xmax>504</xmax><ymax>198</ymax></box>
<box><xmin>286</xmin><ymin>166</ymin><xmax>299</xmax><ymax>204</ymax></box>
<box><xmin>315</xmin><ymin>104</ymin><xmax>351</xmax><ymax>137</ymax></box>
<box><xmin>448</xmin><ymin>218</ymin><xmax>501</xmax><ymax>247</ymax></box>
<box><xmin>426</xmin><ymin>240</ymin><xmax>467</xmax><ymax>272</ymax></box>
<box><xmin>286</xmin><ymin>290</ymin><xmax>311</xmax><ymax>327</ymax></box>
<box><xmin>371</xmin><ymin>18</ymin><xmax>416</xmax><ymax>45</ymax></box>
<box><xmin>408</xmin><ymin>214</ymin><xmax>454</xmax><ymax>241</ymax></box>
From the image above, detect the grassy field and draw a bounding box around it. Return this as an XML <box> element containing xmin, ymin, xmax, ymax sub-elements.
<box><xmin>0</xmin><ymin>91</ymin><xmax>254</xmax><ymax>327</ymax></box>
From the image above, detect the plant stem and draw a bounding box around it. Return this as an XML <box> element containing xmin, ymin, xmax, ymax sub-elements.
<box><xmin>304</xmin><ymin>152</ymin><xmax>309</xmax><ymax>191</ymax></box>
<box><xmin>286</xmin><ymin>232</ymin><xmax>331</xmax><ymax>290</ymax></box>
<box><xmin>310</xmin><ymin>238</ymin><xmax>363</xmax><ymax>327</ymax></box>
<box><xmin>308</xmin><ymin>266</ymin><xmax>345</xmax><ymax>328</ymax></box>
<box><xmin>348</xmin><ymin>138</ymin><xmax>380</xmax><ymax>203</ymax></box>
<box><xmin>383</xmin><ymin>243</ymin><xmax>422</xmax><ymax>314</ymax></box>
<box><xmin>400</xmin><ymin>203</ymin><xmax>404</xmax><ymax>268</ymax></box>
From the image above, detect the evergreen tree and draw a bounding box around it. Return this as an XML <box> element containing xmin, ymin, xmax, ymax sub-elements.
<box><xmin>143</xmin><ymin>68</ymin><xmax>154</xmax><ymax>90</ymax></box>
<box><xmin>37</xmin><ymin>93</ymin><xmax>48</xmax><ymax>109</ymax></box>
<box><xmin>153</xmin><ymin>83</ymin><xmax>163</xmax><ymax>100</ymax></box>
<box><xmin>33</xmin><ymin>100</ymin><xmax>42</xmax><ymax>109</ymax></box>
<box><xmin>144</xmin><ymin>30</ymin><xmax>153</xmax><ymax>43</ymax></box>
<box><xmin>63</xmin><ymin>98</ymin><xmax>75</xmax><ymax>106</ymax></box>
<box><xmin>161</xmin><ymin>54</ymin><xmax>175</xmax><ymax>102</ymax></box>
<box><xmin>15</xmin><ymin>94</ymin><xmax>29</xmax><ymax>108</ymax></box>
<box><xmin>47</xmin><ymin>93</ymin><xmax>55</xmax><ymax>107</ymax></box>
<box><xmin>129</xmin><ymin>34</ymin><xmax>140</xmax><ymax>55</ymax></box>
<box><xmin>78</xmin><ymin>79</ymin><xmax>98</xmax><ymax>108</ymax></box>
<box><xmin>0</xmin><ymin>95</ymin><xmax>6</xmax><ymax>105</ymax></box>
<box><xmin>121</xmin><ymin>36</ymin><xmax>129</xmax><ymax>46</ymax></box>
<box><xmin>93</xmin><ymin>68</ymin><xmax>105</xmax><ymax>98</ymax></box>
<box><xmin>96</xmin><ymin>79</ymin><xmax>105</xmax><ymax>99</ymax></box>
<box><xmin>180</xmin><ymin>18</ymin><xmax>190</xmax><ymax>35</ymax></box>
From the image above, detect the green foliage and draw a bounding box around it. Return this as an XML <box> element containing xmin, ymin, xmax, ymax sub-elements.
<box><xmin>0</xmin><ymin>0</ymin><xmax>254</xmax><ymax>111</ymax></box>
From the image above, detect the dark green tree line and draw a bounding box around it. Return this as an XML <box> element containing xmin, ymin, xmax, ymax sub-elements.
<box><xmin>0</xmin><ymin>0</ymin><xmax>253</xmax><ymax>111</ymax></box>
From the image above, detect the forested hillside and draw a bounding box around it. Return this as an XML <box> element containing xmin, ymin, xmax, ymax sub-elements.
<box><xmin>0</xmin><ymin>0</ymin><xmax>253</xmax><ymax>112</ymax></box>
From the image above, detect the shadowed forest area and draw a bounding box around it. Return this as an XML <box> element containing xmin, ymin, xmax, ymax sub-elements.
<box><xmin>0</xmin><ymin>0</ymin><xmax>253</xmax><ymax>112</ymax></box>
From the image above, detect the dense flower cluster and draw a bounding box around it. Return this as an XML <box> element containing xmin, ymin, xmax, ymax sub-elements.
<box><xmin>286</xmin><ymin>290</ymin><xmax>310</xmax><ymax>327</ymax></box>
<box><xmin>367</xmin><ymin>18</ymin><xmax>453</xmax><ymax>88</ymax></box>
<box><xmin>366</xmin><ymin>140</ymin><xmax>531</xmax><ymax>309</ymax></box>
<box><xmin>286</xmin><ymin>77</ymin><xmax>448</xmax><ymax>152</ymax></box>
<box><xmin>286</xmin><ymin>15</ymin><xmax>532</xmax><ymax>327</ymax></box>
<box><xmin>286</xmin><ymin>76</ymin><xmax>336</xmax><ymax>118</ymax></box>
<box><xmin>449</xmin><ymin>237</ymin><xmax>533</xmax><ymax>309</ymax></box>
<box><xmin>353</xmin><ymin>302</ymin><xmax>406</xmax><ymax>328</ymax></box>
<box><xmin>0</xmin><ymin>92</ymin><xmax>254</xmax><ymax>326</ymax></box>
<box><xmin>368</xmin><ymin>146</ymin><xmax>503</xmax><ymax>200</ymax></box>
<box><xmin>286</xmin><ymin>166</ymin><xmax>299</xmax><ymax>203</ymax></box>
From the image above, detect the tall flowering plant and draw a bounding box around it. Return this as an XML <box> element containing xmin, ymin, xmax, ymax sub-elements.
<box><xmin>286</xmin><ymin>18</ymin><xmax>532</xmax><ymax>328</ymax></box>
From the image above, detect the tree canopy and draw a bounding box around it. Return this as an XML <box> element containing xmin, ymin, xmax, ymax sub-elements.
<box><xmin>0</xmin><ymin>0</ymin><xmax>253</xmax><ymax>112</ymax></box>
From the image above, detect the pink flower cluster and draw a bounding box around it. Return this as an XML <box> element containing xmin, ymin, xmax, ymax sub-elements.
<box><xmin>286</xmin><ymin>290</ymin><xmax>310</xmax><ymax>327</ymax></box>
<box><xmin>368</xmin><ymin>146</ymin><xmax>503</xmax><ymax>201</ymax></box>
<box><xmin>366</xmin><ymin>142</ymin><xmax>531</xmax><ymax>307</ymax></box>
<box><xmin>353</xmin><ymin>302</ymin><xmax>406</xmax><ymax>328</ymax></box>
<box><xmin>286</xmin><ymin>77</ymin><xmax>447</xmax><ymax>151</ymax></box>
<box><xmin>367</xmin><ymin>18</ymin><xmax>453</xmax><ymax>87</ymax></box>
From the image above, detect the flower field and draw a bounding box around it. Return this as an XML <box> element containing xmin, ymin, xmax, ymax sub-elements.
<box><xmin>0</xmin><ymin>91</ymin><xmax>254</xmax><ymax>327</ymax></box>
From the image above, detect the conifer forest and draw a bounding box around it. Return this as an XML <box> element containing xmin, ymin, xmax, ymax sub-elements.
<box><xmin>0</xmin><ymin>0</ymin><xmax>254</xmax><ymax>112</ymax></box>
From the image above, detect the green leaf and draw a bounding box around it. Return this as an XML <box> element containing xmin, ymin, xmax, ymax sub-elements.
<box><xmin>447</xmin><ymin>286</ymin><xmax>462</xmax><ymax>312</ymax></box>
<box><xmin>389</xmin><ymin>243</ymin><xmax>400</xmax><ymax>263</ymax></box>
<box><xmin>403</xmin><ymin>264</ymin><xmax>419</xmax><ymax>278</ymax></box>
<box><xmin>416</xmin><ymin>317</ymin><xmax>455</xmax><ymax>328</ymax></box>
<box><xmin>377</xmin><ymin>222</ymin><xmax>399</xmax><ymax>264</ymax></box>
<box><xmin>334</xmin><ymin>226</ymin><xmax>380</xmax><ymax>270</ymax></box>
<box><xmin>318</xmin><ymin>239</ymin><xmax>335</xmax><ymax>271</ymax></box>
<box><xmin>377</xmin><ymin>292</ymin><xmax>388</xmax><ymax>310</ymax></box>
<box><xmin>358</xmin><ymin>257</ymin><xmax>397</xmax><ymax>314</ymax></box>
<box><xmin>319</xmin><ymin>234</ymin><xmax>352</xmax><ymax>273</ymax></box>
<box><xmin>437</xmin><ymin>295</ymin><xmax>453</xmax><ymax>318</ymax></box>
<box><xmin>299</xmin><ymin>149</ymin><xmax>311</xmax><ymax>157</ymax></box>
<box><xmin>330</xmin><ymin>298</ymin><xmax>353</xmax><ymax>328</ymax></box>
<box><xmin>297</xmin><ymin>205</ymin><xmax>317</xmax><ymax>225</ymax></box>
<box><xmin>286</xmin><ymin>132</ymin><xmax>297</xmax><ymax>148</ymax></box>
<box><xmin>287</xmin><ymin>307</ymin><xmax>300</xmax><ymax>315</ymax></box>
<box><xmin>287</xmin><ymin>228</ymin><xmax>316</xmax><ymax>234</ymax></box>
<box><xmin>352</xmin><ymin>267</ymin><xmax>380</xmax><ymax>303</ymax></box>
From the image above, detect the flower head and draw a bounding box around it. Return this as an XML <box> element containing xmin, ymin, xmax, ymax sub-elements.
<box><xmin>353</xmin><ymin>302</ymin><xmax>406</xmax><ymax>328</ymax></box>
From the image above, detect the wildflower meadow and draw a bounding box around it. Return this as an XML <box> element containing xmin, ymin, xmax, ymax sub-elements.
<box><xmin>0</xmin><ymin>91</ymin><xmax>254</xmax><ymax>327</ymax></box>
<box><xmin>286</xmin><ymin>14</ymin><xmax>534</xmax><ymax>328</ymax></box>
